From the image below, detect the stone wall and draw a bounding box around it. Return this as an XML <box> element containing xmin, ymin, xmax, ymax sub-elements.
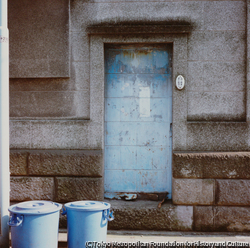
<box><xmin>171</xmin><ymin>152</ymin><xmax>250</xmax><ymax>231</ymax></box>
<box><xmin>107</xmin><ymin>201</ymin><xmax>250</xmax><ymax>232</ymax></box>
<box><xmin>173</xmin><ymin>152</ymin><xmax>250</xmax><ymax>206</ymax></box>
<box><xmin>8</xmin><ymin>0</ymin><xmax>250</xmax><ymax>231</ymax></box>
<box><xmin>9</xmin><ymin>0</ymin><xmax>248</xmax><ymax>150</ymax></box>
<box><xmin>10</xmin><ymin>150</ymin><xmax>103</xmax><ymax>202</ymax></box>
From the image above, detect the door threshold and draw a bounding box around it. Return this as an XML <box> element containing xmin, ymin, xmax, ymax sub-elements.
<box><xmin>104</xmin><ymin>192</ymin><xmax>169</xmax><ymax>201</ymax></box>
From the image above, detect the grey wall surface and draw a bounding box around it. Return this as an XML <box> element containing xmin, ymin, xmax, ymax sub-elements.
<box><xmin>9</xmin><ymin>0</ymin><xmax>70</xmax><ymax>78</ymax></box>
<box><xmin>8</xmin><ymin>1</ymin><xmax>250</xmax><ymax>232</ymax></box>
<box><xmin>9</xmin><ymin>0</ymin><xmax>248</xmax><ymax>151</ymax></box>
<box><xmin>187</xmin><ymin>2</ymin><xmax>246</xmax><ymax>122</ymax></box>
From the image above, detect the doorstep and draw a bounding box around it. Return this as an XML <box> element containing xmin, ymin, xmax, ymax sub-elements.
<box><xmin>60</xmin><ymin>200</ymin><xmax>192</xmax><ymax>231</ymax></box>
<box><xmin>104</xmin><ymin>200</ymin><xmax>193</xmax><ymax>231</ymax></box>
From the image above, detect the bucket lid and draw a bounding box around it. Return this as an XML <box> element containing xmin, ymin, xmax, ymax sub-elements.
<box><xmin>64</xmin><ymin>201</ymin><xmax>110</xmax><ymax>211</ymax></box>
<box><xmin>8</xmin><ymin>201</ymin><xmax>62</xmax><ymax>215</ymax></box>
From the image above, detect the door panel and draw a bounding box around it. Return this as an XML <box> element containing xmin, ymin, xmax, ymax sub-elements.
<box><xmin>104</xmin><ymin>44</ymin><xmax>173</xmax><ymax>198</ymax></box>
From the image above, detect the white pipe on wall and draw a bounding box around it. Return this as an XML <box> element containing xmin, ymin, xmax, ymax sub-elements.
<box><xmin>0</xmin><ymin>0</ymin><xmax>9</xmax><ymax>247</ymax></box>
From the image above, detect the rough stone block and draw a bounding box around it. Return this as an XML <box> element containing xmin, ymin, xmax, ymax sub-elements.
<box><xmin>173</xmin><ymin>37</ymin><xmax>188</xmax><ymax>62</ymax></box>
<box><xmin>172</xmin><ymin>120</ymin><xmax>187</xmax><ymax>151</ymax></box>
<box><xmin>10</xmin><ymin>121</ymin><xmax>31</xmax><ymax>149</ymax></box>
<box><xmin>186</xmin><ymin>122</ymin><xmax>249</xmax><ymax>151</ymax></box>
<box><xmin>203</xmin><ymin>31</ymin><xmax>245</xmax><ymax>62</ymax></box>
<box><xmin>215</xmin><ymin>180</ymin><xmax>250</xmax><ymax>206</ymax></box>
<box><xmin>55</xmin><ymin>177</ymin><xmax>103</xmax><ymax>202</ymax></box>
<box><xmin>90</xmin><ymin>89</ymin><xmax>104</xmax><ymax>123</ymax></box>
<box><xmin>74</xmin><ymin>91</ymin><xmax>90</xmax><ymax>118</ymax></box>
<box><xmin>10</xmin><ymin>78</ymin><xmax>71</xmax><ymax>92</ymax></box>
<box><xmin>30</xmin><ymin>120</ymin><xmax>89</xmax><ymax>149</ymax></box>
<box><xmin>71</xmin><ymin>1</ymin><xmax>205</xmax><ymax>32</ymax></box>
<box><xmin>247</xmin><ymin>89</ymin><xmax>250</xmax><ymax>122</ymax></box>
<box><xmin>71</xmin><ymin>32</ymin><xmax>90</xmax><ymax>62</ymax></box>
<box><xmin>194</xmin><ymin>206</ymin><xmax>250</xmax><ymax>232</ymax></box>
<box><xmin>10</xmin><ymin>151</ymin><xmax>28</xmax><ymax>176</ymax></box>
<box><xmin>203</xmin><ymin>1</ymin><xmax>246</xmax><ymax>31</ymax></box>
<box><xmin>194</xmin><ymin>206</ymin><xmax>214</xmax><ymax>232</ymax></box>
<box><xmin>28</xmin><ymin>150</ymin><xmax>103</xmax><ymax>177</ymax></box>
<box><xmin>173</xmin><ymin>152</ymin><xmax>250</xmax><ymax>179</ymax></box>
<box><xmin>72</xmin><ymin>62</ymin><xmax>90</xmax><ymax>91</ymax></box>
<box><xmin>59</xmin><ymin>213</ymin><xmax>67</xmax><ymax>229</ymax></box>
<box><xmin>203</xmin><ymin>62</ymin><xmax>245</xmax><ymax>92</ymax></box>
<box><xmin>187</xmin><ymin>92</ymin><xmax>245</xmax><ymax>122</ymax></box>
<box><xmin>188</xmin><ymin>31</ymin><xmax>245</xmax><ymax>61</ymax></box>
<box><xmin>9</xmin><ymin>0</ymin><xmax>69</xmax><ymax>78</ymax></box>
<box><xmin>187</xmin><ymin>32</ymin><xmax>206</xmax><ymax>61</ymax></box>
<box><xmin>10</xmin><ymin>177</ymin><xmax>54</xmax><ymax>201</ymax></box>
<box><xmin>88</xmin><ymin>121</ymin><xmax>104</xmax><ymax>149</ymax></box>
<box><xmin>9</xmin><ymin>66</ymin><xmax>89</xmax><ymax>92</ymax></box>
<box><xmin>10</xmin><ymin>91</ymin><xmax>89</xmax><ymax>118</ymax></box>
<box><xmin>172</xmin><ymin>178</ymin><xmax>214</xmax><ymax>205</ymax></box>
<box><xmin>173</xmin><ymin>152</ymin><xmax>202</xmax><ymax>178</ymax></box>
<box><xmin>183</xmin><ymin>1</ymin><xmax>203</xmax><ymax>31</ymax></box>
<box><xmin>90</xmin><ymin>39</ymin><xmax>105</xmax><ymax>94</ymax></box>
<box><xmin>10</xmin><ymin>120</ymin><xmax>98</xmax><ymax>150</ymax></box>
<box><xmin>187</xmin><ymin>61</ymin><xmax>203</xmax><ymax>92</ymax></box>
<box><xmin>70</xmin><ymin>2</ymin><xmax>92</xmax><ymax>31</ymax></box>
<box><xmin>214</xmin><ymin>207</ymin><xmax>250</xmax><ymax>232</ymax></box>
<box><xmin>106</xmin><ymin>200</ymin><xmax>193</xmax><ymax>231</ymax></box>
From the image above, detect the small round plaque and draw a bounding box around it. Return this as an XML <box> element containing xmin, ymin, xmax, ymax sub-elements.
<box><xmin>176</xmin><ymin>75</ymin><xmax>185</xmax><ymax>90</ymax></box>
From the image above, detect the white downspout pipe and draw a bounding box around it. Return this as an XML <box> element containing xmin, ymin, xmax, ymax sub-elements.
<box><xmin>0</xmin><ymin>0</ymin><xmax>9</xmax><ymax>247</ymax></box>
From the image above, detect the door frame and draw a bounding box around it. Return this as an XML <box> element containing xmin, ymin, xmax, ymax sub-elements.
<box><xmin>89</xmin><ymin>34</ymin><xmax>188</xmax><ymax>198</ymax></box>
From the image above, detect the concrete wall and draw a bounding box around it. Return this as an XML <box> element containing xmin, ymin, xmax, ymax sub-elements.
<box><xmin>9</xmin><ymin>0</ymin><xmax>248</xmax><ymax>149</ymax></box>
<box><xmin>9</xmin><ymin>0</ymin><xmax>70</xmax><ymax>78</ymax></box>
<box><xmin>8</xmin><ymin>0</ymin><xmax>250</xmax><ymax>231</ymax></box>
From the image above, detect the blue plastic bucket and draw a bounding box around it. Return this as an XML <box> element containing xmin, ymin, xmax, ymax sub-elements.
<box><xmin>8</xmin><ymin>200</ymin><xmax>62</xmax><ymax>248</ymax></box>
<box><xmin>63</xmin><ymin>201</ymin><xmax>114</xmax><ymax>248</ymax></box>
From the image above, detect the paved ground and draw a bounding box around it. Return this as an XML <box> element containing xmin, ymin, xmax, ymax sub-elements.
<box><xmin>58</xmin><ymin>230</ymin><xmax>250</xmax><ymax>247</ymax></box>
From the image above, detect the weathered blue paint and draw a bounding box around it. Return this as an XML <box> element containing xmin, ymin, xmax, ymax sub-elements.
<box><xmin>104</xmin><ymin>44</ymin><xmax>173</xmax><ymax>198</ymax></box>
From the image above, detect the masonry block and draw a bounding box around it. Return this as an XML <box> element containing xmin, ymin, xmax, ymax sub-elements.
<box><xmin>194</xmin><ymin>206</ymin><xmax>250</xmax><ymax>232</ymax></box>
<box><xmin>28</xmin><ymin>150</ymin><xmax>103</xmax><ymax>177</ymax></box>
<box><xmin>203</xmin><ymin>62</ymin><xmax>245</xmax><ymax>92</ymax></box>
<box><xmin>187</xmin><ymin>61</ymin><xmax>203</xmax><ymax>92</ymax></box>
<box><xmin>203</xmin><ymin>1</ymin><xmax>245</xmax><ymax>31</ymax></box>
<box><xmin>10</xmin><ymin>121</ymin><xmax>31</xmax><ymax>149</ymax></box>
<box><xmin>71</xmin><ymin>32</ymin><xmax>89</xmax><ymax>62</ymax></box>
<box><xmin>187</xmin><ymin>92</ymin><xmax>245</xmax><ymax>122</ymax></box>
<box><xmin>59</xmin><ymin>214</ymin><xmax>67</xmax><ymax>229</ymax></box>
<box><xmin>172</xmin><ymin>120</ymin><xmax>187</xmax><ymax>151</ymax></box>
<box><xmin>10</xmin><ymin>77</ymin><xmax>71</xmax><ymax>92</ymax></box>
<box><xmin>72</xmin><ymin>62</ymin><xmax>90</xmax><ymax>91</ymax></box>
<box><xmin>173</xmin><ymin>152</ymin><xmax>202</xmax><ymax>178</ymax></box>
<box><xmin>30</xmin><ymin>120</ymin><xmax>89</xmax><ymax>150</ymax></box>
<box><xmin>173</xmin><ymin>152</ymin><xmax>250</xmax><ymax>179</ymax></box>
<box><xmin>172</xmin><ymin>178</ymin><xmax>214</xmax><ymax>205</ymax></box>
<box><xmin>10</xmin><ymin>177</ymin><xmax>54</xmax><ymax>201</ymax></box>
<box><xmin>55</xmin><ymin>177</ymin><xmax>103</xmax><ymax>202</ymax></box>
<box><xmin>106</xmin><ymin>200</ymin><xmax>193</xmax><ymax>231</ymax></box>
<box><xmin>215</xmin><ymin>180</ymin><xmax>250</xmax><ymax>206</ymax></box>
<box><xmin>188</xmin><ymin>31</ymin><xmax>245</xmax><ymax>62</ymax></box>
<box><xmin>9</xmin><ymin>0</ymin><xmax>69</xmax><ymax>78</ymax></box>
<box><xmin>10</xmin><ymin>91</ymin><xmax>90</xmax><ymax>118</ymax></box>
<box><xmin>186</xmin><ymin>122</ymin><xmax>249</xmax><ymax>151</ymax></box>
<box><xmin>10</xmin><ymin>150</ymin><xmax>28</xmax><ymax>176</ymax></box>
<box><xmin>194</xmin><ymin>206</ymin><xmax>214</xmax><ymax>232</ymax></box>
<box><xmin>188</xmin><ymin>32</ymin><xmax>205</xmax><ymax>61</ymax></box>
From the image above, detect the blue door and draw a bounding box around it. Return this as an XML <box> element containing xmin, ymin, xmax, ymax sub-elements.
<box><xmin>104</xmin><ymin>44</ymin><xmax>173</xmax><ymax>199</ymax></box>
